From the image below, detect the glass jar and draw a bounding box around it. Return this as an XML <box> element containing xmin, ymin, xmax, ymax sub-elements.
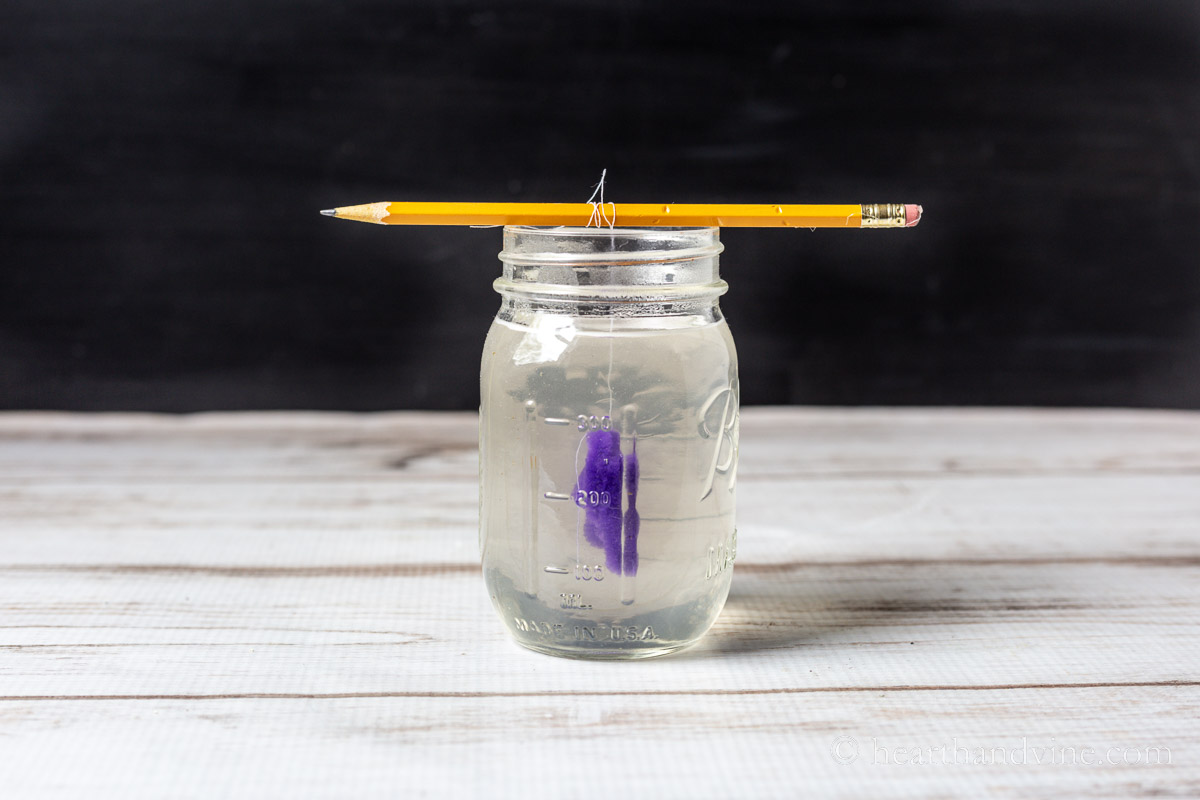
<box><xmin>479</xmin><ymin>226</ymin><xmax>739</xmax><ymax>659</ymax></box>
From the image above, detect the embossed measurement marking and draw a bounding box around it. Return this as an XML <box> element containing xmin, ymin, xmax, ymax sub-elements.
<box><xmin>560</xmin><ymin>593</ymin><xmax>591</xmax><ymax>609</ymax></box>
<box><xmin>533</xmin><ymin>408</ymin><xmax>632</xmax><ymax>593</ymax></box>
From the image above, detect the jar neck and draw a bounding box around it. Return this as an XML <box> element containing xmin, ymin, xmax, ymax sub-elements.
<box><xmin>497</xmin><ymin>295</ymin><xmax>726</xmax><ymax>323</ymax></box>
<box><xmin>495</xmin><ymin>226</ymin><xmax>726</xmax><ymax>316</ymax></box>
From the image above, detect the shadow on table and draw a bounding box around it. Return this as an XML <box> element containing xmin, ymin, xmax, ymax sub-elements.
<box><xmin>677</xmin><ymin>559</ymin><xmax>978</xmax><ymax>658</ymax></box>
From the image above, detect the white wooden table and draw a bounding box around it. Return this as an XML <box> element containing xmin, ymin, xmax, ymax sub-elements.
<box><xmin>1</xmin><ymin>409</ymin><xmax>1197</xmax><ymax>798</ymax></box>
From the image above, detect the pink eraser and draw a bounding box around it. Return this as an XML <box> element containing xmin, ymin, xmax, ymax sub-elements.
<box><xmin>904</xmin><ymin>204</ymin><xmax>923</xmax><ymax>227</ymax></box>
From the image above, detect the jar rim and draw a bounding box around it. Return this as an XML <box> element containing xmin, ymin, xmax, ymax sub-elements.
<box><xmin>505</xmin><ymin>225</ymin><xmax>718</xmax><ymax>237</ymax></box>
<box><xmin>499</xmin><ymin>226</ymin><xmax>724</xmax><ymax>267</ymax></box>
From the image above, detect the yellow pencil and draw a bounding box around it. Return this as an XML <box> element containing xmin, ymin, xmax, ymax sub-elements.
<box><xmin>319</xmin><ymin>201</ymin><xmax>922</xmax><ymax>228</ymax></box>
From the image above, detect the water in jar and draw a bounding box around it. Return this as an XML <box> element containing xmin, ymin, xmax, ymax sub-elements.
<box><xmin>480</xmin><ymin>309</ymin><xmax>738</xmax><ymax>659</ymax></box>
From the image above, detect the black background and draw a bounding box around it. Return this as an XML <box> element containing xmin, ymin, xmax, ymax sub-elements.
<box><xmin>2</xmin><ymin>0</ymin><xmax>1198</xmax><ymax>411</ymax></box>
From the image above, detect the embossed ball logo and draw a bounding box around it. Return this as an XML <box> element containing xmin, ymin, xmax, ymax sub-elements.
<box><xmin>698</xmin><ymin>379</ymin><xmax>739</xmax><ymax>500</ymax></box>
<box><xmin>831</xmin><ymin>735</ymin><xmax>859</xmax><ymax>764</ymax></box>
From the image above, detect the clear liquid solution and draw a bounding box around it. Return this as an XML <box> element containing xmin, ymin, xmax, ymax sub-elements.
<box><xmin>480</xmin><ymin>311</ymin><xmax>738</xmax><ymax>659</ymax></box>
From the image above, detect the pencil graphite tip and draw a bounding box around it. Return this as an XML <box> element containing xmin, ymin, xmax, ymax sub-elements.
<box><xmin>319</xmin><ymin>208</ymin><xmax>338</xmax><ymax>217</ymax></box>
<box><xmin>904</xmin><ymin>204</ymin><xmax>923</xmax><ymax>227</ymax></box>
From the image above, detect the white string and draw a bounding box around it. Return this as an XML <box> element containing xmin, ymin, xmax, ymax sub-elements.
<box><xmin>607</xmin><ymin>316</ymin><xmax>615</xmax><ymax>417</ymax></box>
<box><xmin>585</xmin><ymin>169</ymin><xmax>604</xmax><ymax>226</ymax></box>
<box><xmin>585</xmin><ymin>169</ymin><xmax>616</xmax><ymax>229</ymax></box>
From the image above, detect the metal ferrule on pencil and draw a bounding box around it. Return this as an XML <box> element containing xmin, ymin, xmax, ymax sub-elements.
<box><xmin>859</xmin><ymin>203</ymin><xmax>909</xmax><ymax>228</ymax></box>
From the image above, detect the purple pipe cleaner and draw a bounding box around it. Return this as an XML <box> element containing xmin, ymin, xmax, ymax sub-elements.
<box><xmin>576</xmin><ymin>429</ymin><xmax>639</xmax><ymax>576</ymax></box>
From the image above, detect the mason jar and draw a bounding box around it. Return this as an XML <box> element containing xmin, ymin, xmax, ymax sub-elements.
<box><xmin>479</xmin><ymin>226</ymin><xmax>738</xmax><ymax>659</ymax></box>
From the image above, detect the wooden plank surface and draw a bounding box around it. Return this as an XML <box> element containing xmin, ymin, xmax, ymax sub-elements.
<box><xmin>0</xmin><ymin>409</ymin><xmax>1197</xmax><ymax>798</ymax></box>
